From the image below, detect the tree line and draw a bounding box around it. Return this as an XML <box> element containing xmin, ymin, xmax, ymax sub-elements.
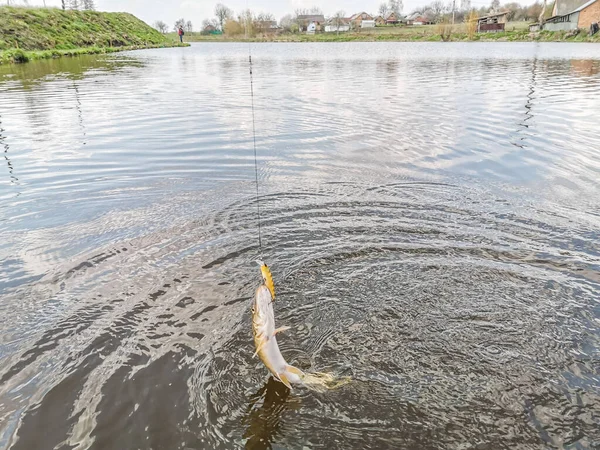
<box><xmin>60</xmin><ymin>0</ymin><xmax>95</xmax><ymax>10</ymax></box>
<box><xmin>411</xmin><ymin>0</ymin><xmax>551</xmax><ymax>23</ymax></box>
<box><xmin>151</xmin><ymin>0</ymin><xmax>553</xmax><ymax>36</ymax></box>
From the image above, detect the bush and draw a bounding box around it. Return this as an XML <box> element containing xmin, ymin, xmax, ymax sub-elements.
<box><xmin>436</xmin><ymin>21</ymin><xmax>453</xmax><ymax>41</ymax></box>
<box><xmin>4</xmin><ymin>48</ymin><xmax>29</xmax><ymax>63</ymax></box>
<box><xmin>466</xmin><ymin>10</ymin><xmax>478</xmax><ymax>40</ymax></box>
<box><xmin>224</xmin><ymin>19</ymin><xmax>243</xmax><ymax>36</ymax></box>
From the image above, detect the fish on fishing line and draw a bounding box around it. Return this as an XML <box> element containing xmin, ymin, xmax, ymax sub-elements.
<box><xmin>252</xmin><ymin>261</ymin><xmax>349</xmax><ymax>391</ymax></box>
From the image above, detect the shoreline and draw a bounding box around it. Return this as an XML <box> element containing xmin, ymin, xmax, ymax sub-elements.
<box><xmin>173</xmin><ymin>29</ymin><xmax>600</xmax><ymax>44</ymax></box>
<box><xmin>0</xmin><ymin>43</ymin><xmax>189</xmax><ymax>65</ymax></box>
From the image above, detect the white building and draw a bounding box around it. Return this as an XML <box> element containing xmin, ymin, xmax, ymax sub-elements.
<box><xmin>361</xmin><ymin>20</ymin><xmax>376</xmax><ymax>28</ymax></box>
<box><xmin>325</xmin><ymin>24</ymin><xmax>351</xmax><ymax>32</ymax></box>
<box><xmin>307</xmin><ymin>21</ymin><xmax>317</xmax><ymax>34</ymax></box>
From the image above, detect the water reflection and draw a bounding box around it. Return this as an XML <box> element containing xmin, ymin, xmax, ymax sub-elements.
<box><xmin>242</xmin><ymin>377</ymin><xmax>300</xmax><ymax>450</ymax></box>
<box><xmin>570</xmin><ymin>59</ymin><xmax>600</xmax><ymax>77</ymax></box>
<box><xmin>0</xmin><ymin>114</ymin><xmax>18</xmax><ymax>185</ymax></box>
<box><xmin>71</xmin><ymin>81</ymin><xmax>87</xmax><ymax>145</ymax></box>
<box><xmin>512</xmin><ymin>57</ymin><xmax>538</xmax><ymax>149</ymax></box>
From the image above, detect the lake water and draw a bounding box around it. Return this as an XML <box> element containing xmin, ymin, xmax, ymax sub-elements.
<box><xmin>1</xmin><ymin>42</ymin><xmax>600</xmax><ymax>449</ymax></box>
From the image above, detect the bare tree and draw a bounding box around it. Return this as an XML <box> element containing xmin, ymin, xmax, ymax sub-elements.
<box><xmin>333</xmin><ymin>10</ymin><xmax>346</xmax><ymax>35</ymax></box>
<box><xmin>309</xmin><ymin>6</ymin><xmax>323</xmax><ymax>15</ymax></box>
<box><xmin>538</xmin><ymin>0</ymin><xmax>548</xmax><ymax>25</ymax></box>
<box><xmin>490</xmin><ymin>0</ymin><xmax>500</xmax><ymax>11</ymax></box>
<box><xmin>294</xmin><ymin>8</ymin><xmax>307</xmax><ymax>28</ymax></box>
<box><xmin>61</xmin><ymin>0</ymin><xmax>65</xmax><ymax>9</ymax></box>
<box><xmin>461</xmin><ymin>0</ymin><xmax>471</xmax><ymax>10</ymax></box>
<box><xmin>256</xmin><ymin>12</ymin><xmax>275</xmax><ymax>21</ymax></box>
<box><xmin>279</xmin><ymin>14</ymin><xmax>294</xmax><ymax>30</ymax></box>
<box><xmin>185</xmin><ymin>20</ymin><xmax>193</xmax><ymax>34</ymax></box>
<box><xmin>68</xmin><ymin>0</ymin><xmax>79</xmax><ymax>10</ymax></box>
<box><xmin>215</xmin><ymin>3</ymin><xmax>233</xmax><ymax>31</ymax></box>
<box><xmin>389</xmin><ymin>0</ymin><xmax>403</xmax><ymax>16</ymax></box>
<box><xmin>154</xmin><ymin>20</ymin><xmax>168</xmax><ymax>33</ymax></box>
<box><xmin>174</xmin><ymin>18</ymin><xmax>185</xmax><ymax>32</ymax></box>
<box><xmin>81</xmin><ymin>0</ymin><xmax>94</xmax><ymax>10</ymax></box>
<box><xmin>238</xmin><ymin>9</ymin><xmax>255</xmax><ymax>37</ymax></box>
<box><xmin>379</xmin><ymin>3</ymin><xmax>389</xmax><ymax>16</ymax></box>
<box><xmin>430</xmin><ymin>0</ymin><xmax>447</xmax><ymax>19</ymax></box>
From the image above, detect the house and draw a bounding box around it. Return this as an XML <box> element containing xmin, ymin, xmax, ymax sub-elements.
<box><xmin>406</xmin><ymin>12</ymin><xmax>433</xmax><ymax>25</ymax></box>
<box><xmin>375</xmin><ymin>12</ymin><xmax>400</xmax><ymax>25</ymax></box>
<box><xmin>476</xmin><ymin>11</ymin><xmax>509</xmax><ymax>32</ymax></box>
<box><xmin>384</xmin><ymin>12</ymin><xmax>400</xmax><ymax>24</ymax></box>
<box><xmin>542</xmin><ymin>0</ymin><xmax>600</xmax><ymax>31</ymax></box>
<box><xmin>202</xmin><ymin>24</ymin><xmax>218</xmax><ymax>34</ymax></box>
<box><xmin>297</xmin><ymin>14</ymin><xmax>325</xmax><ymax>32</ymax></box>
<box><xmin>408</xmin><ymin>15</ymin><xmax>432</xmax><ymax>25</ymax></box>
<box><xmin>324</xmin><ymin>17</ymin><xmax>351</xmax><ymax>32</ymax></box>
<box><xmin>349</xmin><ymin>12</ymin><xmax>374</xmax><ymax>29</ymax></box>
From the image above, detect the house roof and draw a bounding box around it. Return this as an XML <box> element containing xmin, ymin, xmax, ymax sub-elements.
<box><xmin>545</xmin><ymin>0</ymin><xmax>595</xmax><ymax>24</ymax></box>
<box><xmin>477</xmin><ymin>10</ymin><xmax>509</xmax><ymax>20</ymax></box>
<box><xmin>297</xmin><ymin>14</ymin><xmax>325</xmax><ymax>22</ymax></box>
<box><xmin>572</xmin><ymin>0</ymin><xmax>598</xmax><ymax>12</ymax></box>
<box><xmin>326</xmin><ymin>17</ymin><xmax>350</xmax><ymax>24</ymax></box>
<box><xmin>349</xmin><ymin>12</ymin><xmax>373</xmax><ymax>20</ymax></box>
<box><xmin>384</xmin><ymin>11</ymin><xmax>398</xmax><ymax>19</ymax></box>
<box><xmin>544</xmin><ymin>0</ymin><xmax>598</xmax><ymax>22</ymax></box>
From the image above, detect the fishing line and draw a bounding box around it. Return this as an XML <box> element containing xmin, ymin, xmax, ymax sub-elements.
<box><xmin>248</xmin><ymin>25</ymin><xmax>263</xmax><ymax>259</ymax></box>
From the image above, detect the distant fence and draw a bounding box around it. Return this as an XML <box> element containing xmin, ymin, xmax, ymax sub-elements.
<box><xmin>479</xmin><ymin>23</ymin><xmax>505</xmax><ymax>32</ymax></box>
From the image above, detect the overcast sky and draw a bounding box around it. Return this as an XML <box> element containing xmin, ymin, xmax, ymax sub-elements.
<box><xmin>39</xmin><ymin>0</ymin><xmax>526</xmax><ymax>29</ymax></box>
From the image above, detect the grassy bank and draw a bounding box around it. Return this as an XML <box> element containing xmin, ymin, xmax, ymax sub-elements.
<box><xmin>0</xmin><ymin>6</ymin><xmax>186</xmax><ymax>64</ymax></box>
<box><xmin>175</xmin><ymin>22</ymin><xmax>600</xmax><ymax>43</ymax></box>
<box><xmin>0</xmin><ymin>43</ymin><xmax>187</xmax><ymax>64</ymax></box>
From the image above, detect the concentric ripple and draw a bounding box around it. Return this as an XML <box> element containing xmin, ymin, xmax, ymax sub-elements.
<box><xmin>1</xmin><ymin>43</ymin><xmax>600</xmax><ymax>450</ymax></box>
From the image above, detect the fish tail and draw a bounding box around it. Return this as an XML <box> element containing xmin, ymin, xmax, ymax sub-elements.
<box><xmin>275</xmin><ymin>365</ymin><xmax>350</xmax><ymax>391</ymax></box>
<box><xmin>275</xmin><ymin>364</ymin><xmax>304</xmax><ymax>389</ymax></box>
<box><xmin>300</xmin><ymin>371</ymin><xmax>352</xmax><ymax>392</ymax></box>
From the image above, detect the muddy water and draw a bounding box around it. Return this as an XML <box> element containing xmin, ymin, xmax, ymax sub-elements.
<box><xmin>1</xmin><ymin>43</ymin><xmax>600</xmax><ymax>449</ymax></box>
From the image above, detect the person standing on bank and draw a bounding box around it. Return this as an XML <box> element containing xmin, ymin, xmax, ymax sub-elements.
<box><xmin>178</xmin><ymin>26</ymin><xmax>185</xmax><ymax>43</ymax></box>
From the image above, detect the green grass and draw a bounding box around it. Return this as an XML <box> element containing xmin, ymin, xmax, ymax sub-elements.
<box><xmin>0</xmin><ymin>6</ymin><xmax>187</xmax><ymax>64</ymax></box>
<box><xmin>179</xmin><ymin>22</ymin><xmax>600</xmax><ymax>43</ymax></box>
<box><xmin>0</xmin><ymin>43</ymin><xmax>188</xmax><ymax>64</ymax></box>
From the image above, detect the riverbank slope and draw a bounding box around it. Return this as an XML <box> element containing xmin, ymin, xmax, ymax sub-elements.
<box><xmin>0</xmin><ymin>6</ymin><xmax>186</xmax><ymax>64</ymax></box>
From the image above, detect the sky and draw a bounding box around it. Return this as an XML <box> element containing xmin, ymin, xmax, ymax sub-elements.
<box><xmin>38</xmin><ymin>0</ymin><xmax>528</xmax><ymax>29</ymax></box>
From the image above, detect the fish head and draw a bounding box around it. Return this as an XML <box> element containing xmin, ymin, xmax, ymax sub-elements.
<box><xmin>259</xmin><ymin>264</ymin><xmax>276</xmax><ymax>300</ymax></box>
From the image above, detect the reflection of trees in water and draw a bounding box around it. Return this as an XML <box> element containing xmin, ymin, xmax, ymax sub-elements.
<box><xmin>242</xmin><ymin>377</ymin><xmax>301</xmax><ymax>450</ymax></box>
<box><xmin>0</xmin><ymin>55</ymin><xmax>147</xmax><ymax>88</ymax></box>
<box><xmin>512</xmin><ymin>57</ymin><xmax>538</xmax><ymax>149</ymax></box>
<box><xmin>72</xmin><ymin>81</ymin><xmax>87</xmax><ymax>145</ymax></box>
<box><xmin>0</xmin><ymin>113</ymin><xmax>18</xmax><ymax>184</ymax></box>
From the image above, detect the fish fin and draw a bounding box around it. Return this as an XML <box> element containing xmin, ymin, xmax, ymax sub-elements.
<box><xmin>285</xmin><ymin>364</ymin><xmax>305</xmax><ymax>378</ymax></box>
<box><xmin>273</xmin><ymin>326</ymin><xmax>291</xmax><ymax>336</ymax></box>
<box><xmin>260</xmin><ymin>264</ymin><xmax>276</xmax><ymax>301</ymax></box>
<box><xmin>253</xmin><ymin>339</ymin><xmax>267</xmax><ymax>358</ymax></box>
<box><xmin>277</xmin><ymin>372</ymin><xmax>292</xmax><ymax>389</ymax></box>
